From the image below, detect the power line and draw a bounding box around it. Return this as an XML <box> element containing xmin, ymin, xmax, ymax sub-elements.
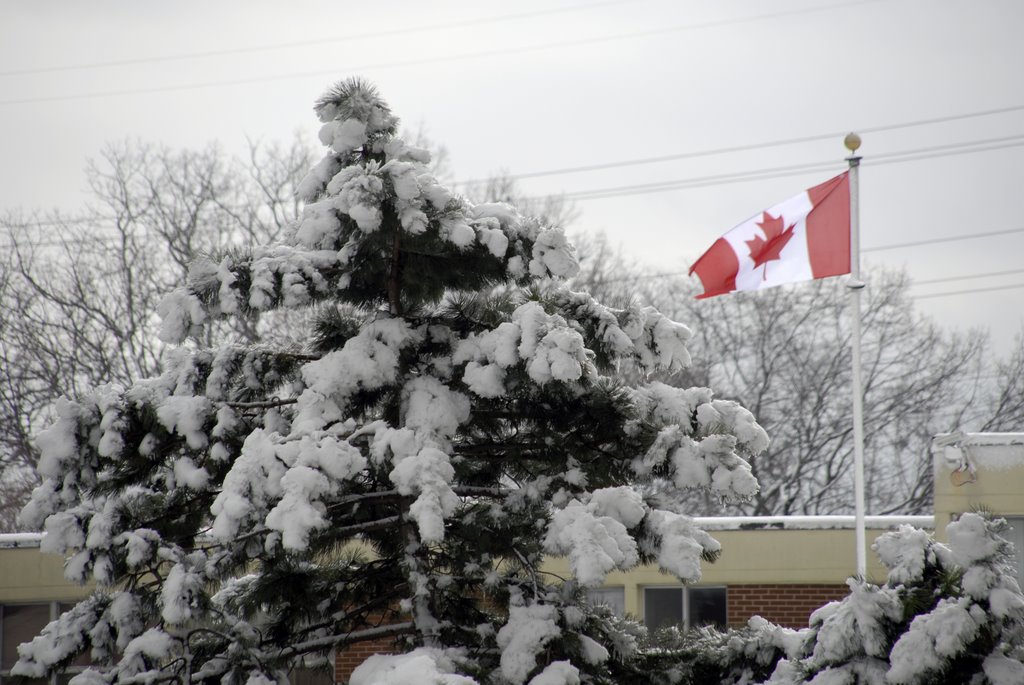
<box><xmin>914</xmin><ymin>283</ymin><xmax>1024</xmax><ymax>300</ymax></box>
<box><xmin>870</xmin><ymin>138</ymin><xmax>1024</xmax><ymax>168</ymax></box>
<box><xmin>0</xmin><ymin>0</ymin><xmax>635</xmax><ymax>77</ymax></box>
<box><xmin>8</xmin><ymin>233</ymin><xmax>1024</xmax><ymax>304</ymax></box>
<box><xmin>534</xmin><ymin>134</ymin><xmax>1024</xmax><ymax>203</ymax></box>
<box><xmin>0</xmin><ymin>158</ymin><xmax>848</xmax><ymax>226</ymax></box>
<box><xmin>913</xmin><ymin>267</ymin><xmax>1024</xmax><ymax>286</ymax></box>
<box><xmin>559</xmin><ymin>160</ymin><xmax>843</xmax><ymax>200</ymax></box>
<box><xmin>839</xmin><ymin>132</ymin><xmax>1024</xmax><ymax>163</ymax></box>
<box><xmin>9</xmin><ymin>127</ymin><xmax>1021</xmax><ymax>229</ymax></box>
<box><xmin>8</xmin><ymin>144</ymin><xmax>1024</xmax><ymax>253</ymax></box>
<box><xmin>581</xmin><ymin>229</ymin><xmax>1024</xmax><ymax>285</ymax></box>
<box><xmin>0</xmin><ymin>0</ymin><xmax>883</xmax><ymax>107</ymax></box>
<box><xmin>457</xmin><ymin>103</ymin><xmax>1024</xmax><ymax>186</ymax></box>
<box><xmin>589</xmin><ymin>274</ymin><xmax>1024</xmax><ymax>304</ymax></box>
<box><xmin>862</xmin><ymin>227</ymin><xmax>1024</xmax><ymax>253</ymax></box>
<box><xmin>5</xmin><ymin>135</ymin><xmax>1024</xmax><ymax>246</ymax></box>
<box><xmin>590</xmin><ymin>263</ymin><xmax>1024</xmax><ymax>288</ymax></box>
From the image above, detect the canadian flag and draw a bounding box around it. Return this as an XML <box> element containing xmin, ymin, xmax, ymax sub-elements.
<box><xmin>689</xmin><ymin>172</ymin><xmax>851</xmax><ymax>299</ymax></box>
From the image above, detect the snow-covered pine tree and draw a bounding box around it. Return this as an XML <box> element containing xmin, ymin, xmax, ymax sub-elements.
<box><xmin>14</xmin><ymin>78</ymin><xmax>768</xmax><ymax>685</ymax></box>
<box><xmin>671</xmin><ymin>513</ymin><xmax>1024</xmax><ymax>685</ymax></box>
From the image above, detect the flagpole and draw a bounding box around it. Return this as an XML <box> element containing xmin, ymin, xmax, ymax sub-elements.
<box><xmin>845</xmin><ymin>132</ymin><xmax>867</xmax><ymax>577</ymax></box>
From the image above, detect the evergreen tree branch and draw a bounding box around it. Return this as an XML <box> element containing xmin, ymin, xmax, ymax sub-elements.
<box><xmin>271</xmin><ymin>621</ymin><xmax>416</xmax><ymax>660</ymax></box>
<box><xmin>225</xmin><ymin>397</ymin><xmax>298</xmax><ymax>409</ymax></box>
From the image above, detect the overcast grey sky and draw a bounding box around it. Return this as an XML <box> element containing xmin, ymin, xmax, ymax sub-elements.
<box><xmin>2</xmin><ymin>0</ymin><xmax>1022</xmax><ymax>352</ymax></box>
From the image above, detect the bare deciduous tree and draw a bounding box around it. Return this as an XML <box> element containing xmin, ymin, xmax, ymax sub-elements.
<box><xmin>0</xmin><ymin>137</ymin><xmax>315</xmax><ymax>529</ymax></box>
<box><xmin>679</xmin><ymin>269</ymin><xmax>989</xmax><ymax>515</ymax></box>
<box><xmin>570</xmin><ymin>252</ymin><xmax>1018</xmax><ymax>516</ymax></box>
<box><xmin>980</xmin><ymin>340</ymin><xmax>1024</xmax><ymax>432</ymax></box>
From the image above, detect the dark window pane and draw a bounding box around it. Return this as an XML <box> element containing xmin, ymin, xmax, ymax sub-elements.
<box><xmin>1</xmin><ymin>676</ymin><xmax>50</xmax><ymax>685</ymax></box>
<box><xmin>289</xmin><ymin>667</ymin><xmax>333</xmax><ymax>685</ymax></box>
<box><xmin>689</xmin><ymin>587</ymin><xmax>727</xmax><ymax>629</ymax></box>
<box><xmin>1004</xmin><ymin>517</ymin><xmax>1024</xmax><ymax>592</ymax></box>
<box><xmin>58</xmin><ymin>673</ymin><xmax>79</xmax><ymax>685</ymax></box>
<box><xmin>643</xmin><ymin>587</ymin><xmax>683</xmax><ymax>630</ymax></box>
<box><xmin>585</xmin><ymin>588</ymin><xmax>625</xmax><ymax>617</ymax></box>
<box><xmin>2</xmin><ymin>604</ymin><xmax>51</xmax><ymax>671</ymax></box>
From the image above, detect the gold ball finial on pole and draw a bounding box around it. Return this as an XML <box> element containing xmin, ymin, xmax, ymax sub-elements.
<box><xmin>844</xmin><ymin>132</ymin><xmax>862</xmax><ymax>153</ymax></box>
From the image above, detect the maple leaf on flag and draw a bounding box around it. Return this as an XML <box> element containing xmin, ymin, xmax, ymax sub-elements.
<box><xmin>746</xmin><ymin>212</ymin><xmax>796</xmax><ymax>279</ymax></box>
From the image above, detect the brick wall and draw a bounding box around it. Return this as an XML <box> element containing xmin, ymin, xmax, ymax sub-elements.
<box><xmin>334</xmin><ymin>636</ymin><xmax>399</xmax><ymax>684</ymax></box>
<box><xmin>727</xmin><ymin>584</ymin><xmax>849</xmax><ymax>628</ymax></box>
<box><xmin>333</xmin><ymin>585</ymin><xmax>849</xmax><ymax>681</ymax></box>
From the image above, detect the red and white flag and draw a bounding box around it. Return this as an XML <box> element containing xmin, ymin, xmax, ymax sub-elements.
<box><xmin>689</xmin><ymin>172</ymin><xmax>851</xmax><ymax>299</ymax></box>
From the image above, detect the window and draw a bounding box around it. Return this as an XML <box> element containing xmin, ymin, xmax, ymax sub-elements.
<box><xmin>288</xmin><ymin>666</ymin><xmax>335</xmax><ymax>685</ymax></box>
<box><xmin>642</xmin><ymin>586</ymin><xmax>727</xmax><ymax>631</ymax></box>
<box><xmin>1</xmin><ymin>603</ymin><xmax>52</xmax><ymax>685</ymax></box>
<box><xmin>585</xmin><ymin>587</ymin><xmax>625</xmax><ymax>617</ymax></box>
<box><xmin>0</xmin><ymin>603</ymin><xmax>89</xmax><ymax>685</ymax></box>
<box><xmin>1003</xmin><ymin>517</ymin><xmax>1024</xmax><ymax>591</ymax></box>
<box><xmin>688</xmin><ymin>586</ymin><xmax>728</xmax><ymax>629</ymax></box>
<box><xmin>643</xmin><ymin>587</ymin><xmax>683</xmax><ymax>630</ymax></box>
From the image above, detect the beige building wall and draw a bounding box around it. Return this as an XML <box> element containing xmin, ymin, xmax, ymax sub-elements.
<box><xmin>0</xmin><ymin>544</ymin><xmax>90</xmax><ymax>603</ymax></box>
<box><xmin>541</xmin><ymin>520</ymin><xmax>928</xmax><ymax>618</ymax></box>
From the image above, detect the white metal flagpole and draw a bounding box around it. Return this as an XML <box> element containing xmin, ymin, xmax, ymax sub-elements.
<box><xmin>844</xmin><ymin>132</ymin><xmax>867</xmax><ymax>576</ymax></box>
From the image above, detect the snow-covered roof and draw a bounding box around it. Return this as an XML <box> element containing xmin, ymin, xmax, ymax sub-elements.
<box><xmin>931</xmin><ymin>432</ymin><xmax>1024</xmax><ymax>450</ymax></box>
<box><xmin>693</xmin><ymin>515</ymin><xmax>934</xmax><ymax>531</ymax></box>
<box><xmin>0</xmin><ymin>515</ymin><xmax>936</xmax><ymax>549</ymax></box>
<box><xmin>0</xmin><ymin>532</ymin><xmax>45</xmax><ymax>549</ymax></box>
<box><xmin>932</xmin><ymin>432</ymin><xmax>1024</xmax><ymax>472</ymax></box>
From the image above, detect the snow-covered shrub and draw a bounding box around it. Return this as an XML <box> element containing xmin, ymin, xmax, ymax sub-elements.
<box><xmin>669</xmin><ymin>514</ymin><xmax>1024</xmax><ymax>685</ymax></box>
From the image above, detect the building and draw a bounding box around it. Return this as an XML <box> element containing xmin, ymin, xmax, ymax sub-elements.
<box><xmin>549</xmin><ymin>514</ymin><xmax>932</xmax><ymax>633</ymax></box>
<box><xmin>932</xmin><ymin>431</ymin><xmax>1024</xmax><ymax>591</ymax></box>
<box><xmin>2</xmin><ymin>433</ymin><xmax>1023</xmax><ymax>684</ymax></box>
